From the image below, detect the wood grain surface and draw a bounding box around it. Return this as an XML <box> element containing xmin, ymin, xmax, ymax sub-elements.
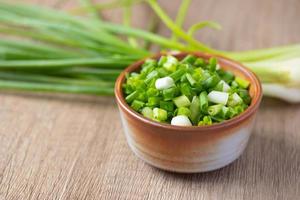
<box><xmin>1</xmin><ymin>0</ymin><xmax>300</xmax><ymax>199</ymax></box>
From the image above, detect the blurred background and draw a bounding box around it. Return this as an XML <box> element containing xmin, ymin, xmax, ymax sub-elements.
<box><xmin>20</xmin><ymin>0</ymin><xmax>300</xmax><ymax>51</ymax></box>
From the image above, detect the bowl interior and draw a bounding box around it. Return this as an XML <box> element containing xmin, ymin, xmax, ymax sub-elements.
<box><xmin>115</xmin><ymin>52</ymin><xmax>262</xmax><ymax>130</ymax></box>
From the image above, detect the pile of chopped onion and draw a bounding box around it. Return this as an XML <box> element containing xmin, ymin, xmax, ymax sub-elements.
<box><xmin>124</xmin><ymin>55</ymin><xmax>251</xmax><ymax>126</ymax></box>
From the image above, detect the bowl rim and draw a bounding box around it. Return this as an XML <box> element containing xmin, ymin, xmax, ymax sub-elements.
<box><xmin>115</xmin><ymin>52</ymin><xmax>262</xmax><ymax>131</ymax></box>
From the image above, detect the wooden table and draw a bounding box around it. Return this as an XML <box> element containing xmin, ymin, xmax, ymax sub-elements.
<box><xmin>1</xmin><ymin>0</ymin><xmax>300</xmax><ymax>199</ymax></box>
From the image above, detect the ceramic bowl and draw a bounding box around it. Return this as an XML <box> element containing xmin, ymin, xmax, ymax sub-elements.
<box><xmin>115</xmin><ymin>52</ymin><xmax>262</xmax><ymax>173</ymax></box>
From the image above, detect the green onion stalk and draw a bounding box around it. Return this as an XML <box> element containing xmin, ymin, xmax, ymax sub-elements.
<box><xmin>145</xmin><ymin>0</ymin><xmax>300</xmax><ymax>102</ymax></box>
<box><xmin>0</xmin><ymin>0</ymin><xmax>299</xmax><ymax>102</ymax></box>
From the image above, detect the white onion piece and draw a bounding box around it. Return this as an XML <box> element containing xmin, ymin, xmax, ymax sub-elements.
<box><xmin>208</xmin><ymin>91</ymin><xmax>229</xmax><ymax>105</ymax></box>
<box><xmin>155</xmin><ymin>76</ymin><xmax>175</xmax><ymax>90</ymax></box>
<box><xmin>171</xmin><ymin>115</ymin><xmax>192</xmax><ymax>126</ymax></box>
<box><xmin>219</xmin><ymin>80</ymin><xmax>231</xmax><ymax>92</ymax></box>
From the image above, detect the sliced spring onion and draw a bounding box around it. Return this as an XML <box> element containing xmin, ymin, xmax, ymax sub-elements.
<box><xmin>190</xmin><ymin>96</ymin><xmax>200</xmax><ymax>124</ymax></box>
<box><xmin>173</xmin><ymin>95</ymin><xmax>191</xmax><ymax>107</ymax></box>
<box><xmin>155</xmin><ymin>76</ymin><xmax>175</xmax><ymax>90</ymax></box>
<box><xmin>216</xmin><ymin>80</ymin><xmax>231</xmax><ymax>92</ymax></box>
<box><xmin>153</xmin><ymin>107</ymin><xmax>168</xmax><ymax>121</ymax></box>
<box><xmin>198</xmin><ymin>116</ymin><xmax>212</xmax><ymax>126</ymax></box>
<box><xmin>208</xmin><ymin>91</ymin><xmax>229</xmax><ymax>105</ymax></box>
<box><xmin>163</xmin><ymin>55</ymin><xmax>178</xmax><ymax>72</ymax></box>
<box><xmin>160</xmin><ymin>101</ymin><xmax>174</xmax><ymax>112</ymax></box>
<box><xmin>177</xmin><ymin>107</ymin><xmax>191</xmax><ymax>118</ymax></box>
<box><xmin>142</xmin><ymin>107</ymin><xmax>153</xmax><ymax>119</ymax></box>
<box><xmin>199</xmin><ymin>91</ymin><xmax>209</xmax><ymax>112</ymax></box>
<box><xmin>171</xmin><ymin>115</ymin><xmax>192</xmax><ymax>126</ymax></box>
<box><xmin>131</xmin><ymin>100</ymin><xmax>145</xmax><ymax>111</ymax></box>
<box><xmin>227</xmin><ymin>93</ymin><xmax>243</xmax><ymax>107</ymax></box>
<box><xmin>235</xmin><ymin>77</ymin><xmax>250</xmax><ymax>89</ymax></box>
<box><xmin>208</xmin><ymin>104</ymin><xmax>223</xmax><ymax>116</ymax></box>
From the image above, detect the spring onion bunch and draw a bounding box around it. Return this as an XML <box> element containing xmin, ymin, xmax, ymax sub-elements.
<box><xmin>144</xmin><ymin>0</ymin><xmax>300</xmax><ymax>103</ymax></box>
<box><xmin>124</xmin><ymin>54</ymin><xmax>251</xmax><ymax>126</ymax></box>
<box><xmin>0</xmin><ymin>0</ymin><xmax>299</xmax><ymax>102</ymax></box>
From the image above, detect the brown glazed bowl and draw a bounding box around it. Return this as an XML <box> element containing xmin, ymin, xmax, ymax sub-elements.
<box><xmin>115</xmin><ymin>52</ymin><xmax>262</xmax><ymax>173</ymax></box>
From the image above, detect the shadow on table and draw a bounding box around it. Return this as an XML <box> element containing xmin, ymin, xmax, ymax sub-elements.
<box><xmin>149</xmin><ymin>133</ymin><xmax>300</xmax><ymax>186</ymax></box>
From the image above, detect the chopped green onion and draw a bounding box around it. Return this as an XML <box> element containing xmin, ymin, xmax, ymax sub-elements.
<box><xmin>157</xmin><ymin>67</ymin><xmax>169</xmax><ymax>77</ymax></box>
<box><xmin>202</xmin><ymin>74</ymin><xmax>220</xmax><ymax>89</ymax></box>
<box><xmin>215</xmin><ymin>80</ymin><xmax>231</xmax><ymax>92</ymax></box>
<box><xmin>227</xmin><ymin>93</ymin><xmax>243</xmax><ymax>107</ymax></box>
<box><xmin>124</xmin><ymin>55</ymin><xmax>251</xmax><ymax>125</ymax></box>
<box><xmin>145</xmin><ymin>70</ymin><xmax>159</xmax><ymax>84</ymax></box>
<box><xmin>235</xmin><ymin>77</ymin><xmax>250</xmax><ymax>89</ymax></box>
<box><xmin>218</xmin><ymin>70</ymin><xmax>235</xmax><ymax>83</ymax></box>
<box><xmin>199</xmin><ymin>91</ymin><xmax>208</xmax><ymax>113</ymax></box>
<box><xmin>125</xmin><ymin>91</ymin><xmax>139</xmax><ymax>103</ymax></box>
<box><xmin>221</xmin><ymin>106</ymin><xmax>229</xmax><ymax>118</ymax></box>
<box><xmin>160</xmin><ymin>101</ymin><xmax>174</xmax><ymax>112</ymax></box>
<box><xmin>146</xmin><ymin>87</ymin><xmax>159</xmax><ymax>97</ymax></box>
<box><xmin>162</xmin><ymin>87</ymin><xmax>178</xmax><ymax>100</ymax></box>
<box><xmin>180</xmin><ymin>82</ymin><xmax>194</xmax><ymax>98</ymax></box>
<box><xmin>153</xmin><ymin>107</ymin><xmax>168</xmax><ymax>121</ymax></box>
<box><xmin>194</xmin><ymin>58</ymin><xmax>206</xmax><ymax>67</ymax></box>
<box><xmin>147</xmin><ymin>96</ymin><xmax>161</xmax><ymax>107</ymax></box>
<box><xmin>181</xmin><ymin>54</ymin><xmax>196</xmax><ymax>64</ymax></box>
<box><xmin>142</xmin><ymin>107</ymin><xmax>153</xmax><ymax>119</ymax></box>
<box><xmin>155</xmin><ymin>76</ymin><xmax>175</xmax><ymax>90</ymax></box>
<box><xmin>208</xmin><ymin>57</ymin><xmax>217</xmax><ymax>72</ymax></box>
<box><xmin>208</xmin><ymin>91</ymin><xmax>229</xmax><ymax>105</ymax></box>
<box><xmin>158</xmin><ymin>56</ymin><xmax>167</xmax><ymax>67</ymax></box>
<box><xmin>190</xmin><ymin>96</ymin><xmax>200</xmax><ymax>124</ymax></box>
<box><xmin>163</xmin><ymin>55</ymin><xmax>178</xmax><ymax>72</ymax></box>
<box><xmin>198</xmin><ymin>116</ymin><xmax>212</xmax><ymax>126</ymax></box>
<box><xmin>234</xmin><ymin>105</ymin><xmax>245</xmax><ymax>115</ymax></box>
<box><xmin>177</xmin><ymin>107</ymin><xmax>191</xmax><ymax>118</ymax></box>
<box><xmin>131</xmin><ymin>100</ymin><xmax>145</xmax><ymax>111</ymax></box>
<box><xmin>186</xmin><ymin>73</ymin><xmax>196</xmax><ymax>86</ymax></box>
<box><xmin>169</xmin><ymin>68</ymin><xmax>186</xmax><ymax>81</ymax></box>
<box><xmin>171</xmin><ymin>115</ymin><xmax>192</xmax><ymax>126</ymax></box>
<box><xmin>239</xmin><ymin>89</ymin><xmax>251</xmax><ymax>105</ymax></box>
<box><xmin>208</xmin><ymin>104</ymin><xmax>223</xmax><ymax>116</ymax></box>
<box><xmin>173</xmin><ymin>95</ymin><xmax>191</xmax><ymax>107</ymax></box>
<box><xmin>231</xmin><ymin>81</ymin><xmax>239</xmax><ymax>88</ymax></box>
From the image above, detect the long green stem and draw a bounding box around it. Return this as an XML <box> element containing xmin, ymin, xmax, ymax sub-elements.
<box><xmin>0</xmin><ymin>1</ymin><xmax>186</xmax><ymax>52</ymax></box>
<box><xmin>0</xmin><ymin>47</ymin><xmax>58</xmax><ymax>60</ymax></box>
<box><xmin>0</xmin><ymin>24</ymin><xmax>143</xmax><ymax>57</ymax></box>
<box><xmin>78</xmin><ymin>0</ymin><xmax>101</xmax><ymax>20</ymax></box>
<box><xmin>0</xmin><ymin>71</ymin><xmax>114</xmax><ymax>87</ymax></box>
<box><xmin>0</xmin><ymin>80</ymin><xmax>114</xmax><ymax>95</ymax></box>
<box><xmin>171</xmin><ymin>0</ymin><xmax>191</xmax><ymax>42</ymax></box>
<box><xmin>123</xmin><ymin>0</ymin><xmax>139</xmax><ymax>47</ymax></box>
<box><xmin>147</xmin><ymin>0</ymin><xmax>216</xmax><ymax>53</ymax></box>
<box><xmin>93</xmin><ymin>21</ymin><xmax>191</xmax><ymax>51</ymax></box>
<box><xmin>0</xmin><ymin>0</ymin><xmax>135</xmax><ymax>52</ymax></box>
<box><xmin>224</xmin><ymin>44</ymin><xmax>300</xmax><ymax>62</ymax></box>
<box><xmin>244</xmin><ymin>64</ymin><xmax>290</xmax><ymax>84</ymax></box>
<box><xmin>0</xmin><ymin>12</ymin><xmax>149</xmax><ymax>56</ymax></box>
<box><xmin>55</xmin><ymin>68</ymin><xmax>122</xmax><ymax>78</ymax></box>
<box><xmin>0</xmin><ymin>39</ymin><xmax>82</xmax><ymax>58</ymax></box>
<box><xmin>0</xmin><ymin>26</ymin><xmax>97</xmax><ymax>55</ymax></box>
<box><xmin>0</xmin><ymin>2</ymin><xmax>149</xmax><ymax>56</ymax></box>
<box><xmin>187</xmin><ymin>21</ymin><xmax>222</xmax><ymax>36</ymax></box>
<box><xmin>70</xmin><ymin>0</ymin><xmax>143</xmax><ymax>14</ymax></box>
<box><xmin>0</xmin><ymin>58</ymin><xmax>132</xmax><ymax>69</ymax></box>
<box><xmin>143</xmin><ymin>14</ymin><xmax>159</xmax><ymax>50</ymax></box>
